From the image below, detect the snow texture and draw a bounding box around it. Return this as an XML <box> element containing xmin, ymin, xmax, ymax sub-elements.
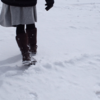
<box><xmin>0</xmin><ymin>0</ymin><xmax>100</xmax><ymax>100</ymax></box>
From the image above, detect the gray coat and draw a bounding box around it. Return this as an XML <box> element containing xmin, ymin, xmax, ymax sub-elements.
<box><xmin>0</xmin><ymin>3</ymin><xmax>37</xmax><ymax>27</ymax></box>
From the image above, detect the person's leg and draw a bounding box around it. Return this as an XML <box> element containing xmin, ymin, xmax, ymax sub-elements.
<box><xmin>26</xmin><ymin>24</ymin><xmax>37</xmax><ymax>54</ymax></box>
<box><xmin>16</xmin><ymin>24</ymin><xmax>25</xmax><ymax>35</ymax></box>
<box><xmin>15</xmin><ymin>24</ymin><xmax>31</xmax><ymax>64</ymax></box>
<box><xmin>26</xmin><ymin>24</ymin><xmax>36</xmax><ymax>30</ymax></box>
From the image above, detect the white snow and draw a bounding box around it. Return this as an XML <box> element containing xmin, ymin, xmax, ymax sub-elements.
<box><xmin>0</xmin><ymin>0</ymin><xmax>100</xmax><ymax>100</ymax></box>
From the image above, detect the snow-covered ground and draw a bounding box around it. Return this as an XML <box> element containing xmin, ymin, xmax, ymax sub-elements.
<box><xmin>0</xmin><ymin>0</ymin><xmax>100</xmax><ymax>100</ymax></box>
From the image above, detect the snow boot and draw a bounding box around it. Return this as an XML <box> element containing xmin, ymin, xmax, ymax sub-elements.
<box><xmin>16</xmin><ymin>33</ymin><xmax>31</xmax><ymax>65</ymax></box>
<box><xmin>26</xmin><ymin>28</ymin><xmax>37</xmax><ymax>54</ymax></box>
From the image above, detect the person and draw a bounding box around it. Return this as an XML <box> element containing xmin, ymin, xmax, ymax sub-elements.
<box><xmin>0</xmin><ymin>0</ymin><xmax>54</xmax><ymax>65</ymax></box>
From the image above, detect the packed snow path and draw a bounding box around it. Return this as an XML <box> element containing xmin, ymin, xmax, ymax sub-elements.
<box><xmin>0</xmin><ymin>0</ymin><xmax>100</xmax><ymax>100</ymax></box>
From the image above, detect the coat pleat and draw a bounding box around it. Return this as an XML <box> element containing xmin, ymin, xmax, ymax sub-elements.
<box><xmin>0</xmin><ymin>3</ymin><xmax>37</xmax><ymax>27</ymax></box>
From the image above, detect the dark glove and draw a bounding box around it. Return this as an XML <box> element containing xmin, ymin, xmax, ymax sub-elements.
<box><xmin>45</xmin><ymin>0</ymin><xmax>54</xmax><ymax>11</ymax></box>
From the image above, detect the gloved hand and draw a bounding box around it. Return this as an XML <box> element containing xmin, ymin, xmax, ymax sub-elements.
<box><xmin>45</xmin><ymin>0</ymin><xmax>54</xmax><ymax>11</ymax></box>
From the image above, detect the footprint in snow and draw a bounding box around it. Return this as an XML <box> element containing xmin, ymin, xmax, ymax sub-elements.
<box><xmin>54</xmin><ymin>62</ymin><xmax>65</xmax><ymax>67</ymax></box>
<box><xmin>69</xmin><ymin>26</ymin><xmax>77</xmax><ymax>29</ymax></box>
<box><xmin>95</xmin><ymin>91</ymin><xmax>100</xmax><ymax>98</ymax></box>
<box><xmin>43</xmin><ymin>63</ymin><xmax>52</xmax><ymax>69</ymax></box>
<box><xmin>29</xmin><ymin>92</ymin><xmax>38</xmax><ymax>100</ymax></box>
<box><xmin>94</xmin><ymin>84</ymin><xmax>100</xmax><ymax>99</ymax></box>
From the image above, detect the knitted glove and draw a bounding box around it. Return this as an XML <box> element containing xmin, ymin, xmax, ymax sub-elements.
<box><xmin>45</xmin><ymin>0</ymin><xmax>54</xmax><ymax>11</ymax></box>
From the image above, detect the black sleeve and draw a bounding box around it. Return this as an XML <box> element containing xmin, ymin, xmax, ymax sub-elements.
<box><xmin>45</xmin><ymin>0</ymin><xmax>54</xmax><ymax>4</ymax></box>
